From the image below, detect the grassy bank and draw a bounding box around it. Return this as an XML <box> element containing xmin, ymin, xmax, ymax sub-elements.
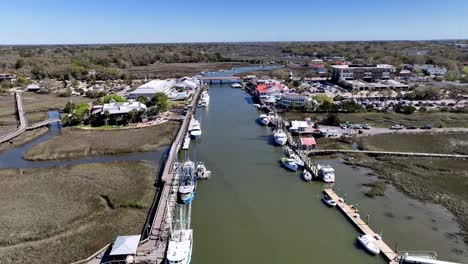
<box><xmin>24</xmin><ymin>121</ymin><xmax>180</xmax><ymax>161</ymax></box>
<box><xmin>0</xmin><ymin>94</ymin><xmax>17</xmax><ymax>135</ymax></box>
<box><xmin>284</xmin><ymin>111</ymin><xmax>468</xmax><ymax>128</ymax></box>
<box><xmin>0</xmin><ymin>161</ymin><xmax>157</xmax><ymax>263</ymax></box>
<box><xmin>337</xmin><ymin>132</ymin><xmax>468</xmax><ymax>243</ymax></box>
<box><xmin>0</xmin><ymin>127</ymin><xmax>48</xmax><ymax>153</ymax></box>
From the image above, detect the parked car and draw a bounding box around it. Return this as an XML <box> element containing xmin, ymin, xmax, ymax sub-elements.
<box><xmin>407</xmin><ymin>125</ymin><xmax>417</xmax><ymax>130</ymax></box>
<box><xmin>420</xmin><ymin>125</ymin><xmax>433</xmax><ymax>130</ymax></box>
<box><xmin>390</xmin><ymin>125</ymin><xmax>404</xmax><ymax>130</ymax></box>
<box><xmin>362</xmin><ymin>124</ymin><xmax>371</xmax><ymax>130</ymax></box>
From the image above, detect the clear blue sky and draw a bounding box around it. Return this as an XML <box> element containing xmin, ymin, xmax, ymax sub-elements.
<box><xmin>1</xmin><ymin>0</ymin><xmax>467</xmax><ymax>44</ymax></box>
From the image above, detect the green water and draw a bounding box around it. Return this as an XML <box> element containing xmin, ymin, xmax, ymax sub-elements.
<box><xmin>189</xmin><ymin>85</ymin><xmax>467</xmax><ymax>263</ymax></box>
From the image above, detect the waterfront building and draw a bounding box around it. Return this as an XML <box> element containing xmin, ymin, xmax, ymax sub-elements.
<box><xmin>102</xmin><ymin>101</ymin><xmax>147</xmax><ymax>115</ymax></box>
<box><xmin>280</xmin><ymin>93</ymin><xmax>313</xmax><ymax>108</ymax></box>
<box><xmin>256</xmin><ymin>80</ymin><xmax>285</xmax><ymax>99</ymax></box>
<box><xmin>128</xmin><ymin>79</ymin><xmax>176</xmax><ymax>99</ymax></box>
<box><xmin>331</xmin><ymin>64</ymin><xmax>396</xmax><ymax>83</ymax></box>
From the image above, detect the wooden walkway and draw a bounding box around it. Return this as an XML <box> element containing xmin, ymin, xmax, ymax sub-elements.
<box><xmin>306</xmin><ymin>149</ymin><xmax>468</xmax><ymax>159</ymax></box>
<box><xmin>0</xmin><ymin>92</ymin><xmax>27</xmax><ymax>144</ymax></box>
<box><xmin>26</xmin><ymin>118</ymin><xmax>61</xmax><ymax>130</ymax></box>
<box><xmin>323</xmin><ymin>189</ymin><xmax>398</xmax><ymax>264</ymax></box>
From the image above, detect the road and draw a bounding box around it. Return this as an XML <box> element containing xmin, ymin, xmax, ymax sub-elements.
<box><xmin>318</xmin><ymin>125</ymin><xmax>468</xmax><ymax>137</ymax></box>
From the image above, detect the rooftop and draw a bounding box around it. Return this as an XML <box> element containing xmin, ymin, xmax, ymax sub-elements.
<box><xmin>109</xmin><ymin>235</ymin><xmax>141</xmax><ymax>256</ymax></box>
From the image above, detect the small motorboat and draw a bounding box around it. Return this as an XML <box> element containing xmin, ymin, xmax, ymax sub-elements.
<box><xmin>357</xmin><ymin>234</ymin><xmax>380</xmax><ymax>255</ymax></box>
<box><xmin>258</xmin><ymin>114</ymin><xmax>270</xmax><ymax>126</ymax></box>
<box><xmin>189</xmin><ymin>120</ymin><xmax>202</xmax><ymax>139</ymax></box>
<box><xmin>290</xmin><ymin>154</ymin><xmax>304</xmax><ymax>167</ymax></box>
<box><xmin>281</xmin><ymin>157</ymin><xmax>298</xmax><ymax>171</ymax></box>
<box><xmin>302</xmin><ymin>170</ymin><xmax>312</xmax><ymax>181</ymax></box>
<box><xmin>195</xmin><ymin>162</ymin><xmax>211</xmax><ymax>179</ymax></box>
<box><xmin>322</xmin><ymin>195</ymin><xmax>337</xmax><ymax>207</ymax></box>
<box><xmin>273</xmin><ymin>129</ymin><xmax>287</xmax><ymax>146</ymax></box>
<box><xmin>231</xmin><ymin>83</ymin><xmax>242</xmax><ymax>88</ymax></box>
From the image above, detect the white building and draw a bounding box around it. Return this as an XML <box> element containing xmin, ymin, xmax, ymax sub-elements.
<box><xmin>426</xmin><ymin>66</ymin><xmax>447</xmax><ymax>76</ymax></box>
<box><xmin>280</xmin><ymin>94</ymin><xmax>313</xmax><ymax>108</ymax></box>
<box><xmin>102</xmin><ymin>101</ymin><xmax>147</xmax><ymax>115</ymax></box>
<box><xmin>26</xmin><ymin>84</ymin><xmax>41</xmax><ymax>92</ymax></box>
<box><xmin>128</xmin><ymin>79</ymin><xmax>176</xmax><ymax>99</ymax></box>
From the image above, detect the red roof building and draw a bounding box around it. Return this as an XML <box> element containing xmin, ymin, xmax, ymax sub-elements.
<box><xmin>299</xmin><ymin>137</ymin><xmax>316</xmax><ymax>150</ymax></box>
<box><xmin>256</xmin><ymin>82</ymin><xmax>285</xmax><ymax>97</ymax></box>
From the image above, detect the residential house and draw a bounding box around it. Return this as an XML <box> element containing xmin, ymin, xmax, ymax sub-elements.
<box><xmin>102</xmin><ymin>101</ymin><xmax>147</xmax><ymax>116</ymax></box>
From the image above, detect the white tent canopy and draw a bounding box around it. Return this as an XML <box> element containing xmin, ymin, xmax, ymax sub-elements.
<box><xmin>109</xmin><ymin>235</ymin><xmax>141</xmax><ymax>256</ymax></box>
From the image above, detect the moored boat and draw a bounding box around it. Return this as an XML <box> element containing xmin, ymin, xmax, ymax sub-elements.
<box><xmin>290</xmin><ymin>153</ymin><xmax>304</xmax><ymax>167</ymax></box>
<box><xmin>318</xmin><ymin>164</ymin><xmax>335</xmax><ymax>183</ymax></box>
<box><xmin>357</xmin><ymin>234</ymin><xmax>380</xmax><ymax>255</ymax></box>
<box><xmin>178</xmin><ymin>160</ymin><xmax>196</xmax><ymax>204</ymax></box>
<box><xmin>322</xmin><ymin>195</ymin><xmax>337</xmax><ymax>207</ymax></box>
<box><xmin>302</xmin><ymin>169</ymin><xmax>312</xmax><ymax>181</ymax></box>
<box><xmin>198</xmin><ymin>90</ymin><xmax>210</xmax><ymax>107</ymax></box>
<box><xmin>281</xmin><ymin>157</ymin><xmax>298</xmax><ymax>171</ymax></box>
<box><xmin>273</xmin><ymin>129</ymin><xmax>287</xmax><ymax>145</ymax></box>
<box><xmin>189</xmin><ymin>120</ymin><xmax>202</xmax><ymax>139</ymax></box>
<box><xmin>195</xmin><ymin>161</ymin><xmax>211</xmax><ymax>179</ymax></box>
<box><xmin>258</xmin><ymin>114</ymin><xmax>270</xmax><ymax>126</ymax></box>
<box><xmin>166</xmin><ymin>229</ymin><xmax>193</xmax><ymax>264</ymax></box>
<box><xmin>284</xmin><ymin>146</ymin><xmax>294</xmax><ymax>157</ymax></box>
<box><xmin>231</xmin><ymin>83</ymin><xmax>242</xmax><ymax>88</ymax></box>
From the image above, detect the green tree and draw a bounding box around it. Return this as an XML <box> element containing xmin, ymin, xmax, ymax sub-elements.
<box><xmin>103</xmin><ymin>110</ymin><xmax>111</xmax><ymax>126</ymax></box>
<box><xmin>321</xmin><ymin>113</ymin><xmax>341</xmax><ymax>126</ymax></box>
<box><xmin>152</xmin><ymin>92</ymin><xmax>168</xmax><ymax>112</ymax></box>
<box><xmin>15</xmin><ymin>59</ymin><xmax>25</xmax><ymax>69</ymax></box>
<box><xmin>312</xmin><ymin>94</ymin><xmax>333</xmax><ymax>104</ymax></box>
<box><xmin>137</xmin><ymin>95</ymin><xmax>150</xmax><ymax>106</ymax></box>
<box><xmin>63</xmin><ymin>101</ymin><xmax>76</xmax><ymax>114</ymax></box>
<box><xmin>103</xmin><ymin>94</ymin><xmax>126</xmax><ymax>103</ymax></box>
<box><xmin>128</xmin><ymin>109</ymin><xmax>139</xmax><ymax>123</ymax></box>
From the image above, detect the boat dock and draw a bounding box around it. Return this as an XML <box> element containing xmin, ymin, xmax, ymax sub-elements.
<box><xmin>323</xmin><ymin>188</ymin><xmax>398</xmax><ymax>263</ymax></box>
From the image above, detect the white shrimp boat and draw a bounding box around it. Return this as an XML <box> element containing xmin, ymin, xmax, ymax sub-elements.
<box><xmin>166</xmin><ymin>206</ymin><xmax>193</xmax><ymax>264</ymax></box>
<box><xmin>258</xmin><ymin>114</ymin><xmax>270</xmax><ymax>126</ymax></box>
<box><xmin>195</xmin><ymin>162</ymin><xmax>211</xmax><ymax>179</ymax></box>
<box><xmin>317</xmin><ymin>164</ymin><xmax>335</xmax><ymax>183</ymax></box>
<box><xmin>198</xmin><ymin>91</ymin><xmax>210</xmax><ymax>107</ymax></box>
<box><xmin>178</xmin><ymin>161</ymin><xmax>196</xmax><ymax>204</ymax></box>
<box><xmin>273</xmin><ymin>129</ymin><xmax>287</xmax><ymax>145</ymax></box>
<box><xmin>302</xmin><ymin>169</ymin><xmax>312</xmax><ymax>181</ymax></box>
<box><xmin>357</xmin><ymin>234</ymin><xmax>380</xmax><ymax>255</ymax></box>
<box><xmin>281</xmin><ymin>157</ymin><xmax>298</xmax><ymax>171</ymax></box>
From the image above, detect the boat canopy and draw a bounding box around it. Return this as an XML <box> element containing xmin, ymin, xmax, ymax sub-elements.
<box><xmin>109</xmin><ymin>235</ymin><xmax>141</xmax><ymax>256</ymax></box>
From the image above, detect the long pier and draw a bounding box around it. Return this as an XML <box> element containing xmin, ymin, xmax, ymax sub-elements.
<box><xmin>305</xmin><ymin>149</ymin><xmax>468</xmax><ymax>159</ymax></box>
<box><xmin>0</xmin><ymin>92</ymin><xmax>27</xmax><ymax>144</ymax></box>
<box><xmin>323</xmin><ymin>189</ymin><xmax>398</xmax><ymax>264</ymax></box>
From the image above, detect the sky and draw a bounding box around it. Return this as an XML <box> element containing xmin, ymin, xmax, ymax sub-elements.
<box><xmin>1</xmin><ymin>0</ymin><xmax>467</xmax><ymax>44</ymax></box>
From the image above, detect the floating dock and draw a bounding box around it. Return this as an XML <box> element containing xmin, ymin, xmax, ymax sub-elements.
<box><xmin>323</xmin><ymin>189</ymin><xmax>398</xmax><ymax>264</ymax></box>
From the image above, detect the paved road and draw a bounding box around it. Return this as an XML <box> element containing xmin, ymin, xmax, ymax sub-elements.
<box><xmin>0</xmin><ymin>92</ymin><xmax>28</xmax><ymax>144</ymax></box>
<box><xmin>306</xmin><ymin>149</ymin><xmax>468</xmax><ymax>159</ymax></box>
<box><xmin>318</xmin><ymin>125</ymin><xmax>468</xmax><ymax>137</ymax></box>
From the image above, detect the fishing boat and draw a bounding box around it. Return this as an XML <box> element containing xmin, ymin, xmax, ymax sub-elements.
<box><xmin>231</xmin><ymin>83</ymin><xmax>242</xmax><ymax>88</ymax></box>
<box><xmin>322</xmin><ymin>195</ymin><xmax>337</xmax><ymax>207</ymax></box>
<box><xmin>318</xmin><ymin>164</ymin><xmax>335</xmax><ymax>183</ymax></box>
<box><xmin>302</xmin><ymin>169</ymin><xmax>312</xmax><ymax>181</ymax></box>
<box><xmin>198</xmin><ymin>90</ymin><xmax>210</xmax><ymax>107</ymax></box>
<box><xmin>195</xmin><ymin>162</ymin><xmax>211</xmax><ymax>179</ymax></box>
<box><xmin>258</xmin><ymin>114</ymin><xmax>270</xmax><ymax>126</ymax></box>
<box><xmin>290</xmin><ymin>153</ymin><xmax>304</xmax><ymax>167</ymax></box>
<box><xmin>284</xmin><ymin>146</ymin><xmax>294</xmax><ymax>157</ymax></box>
<box><xmin>189</xmin><ymin>120</ymin><xmax>202</xmax><ymax>139</ymax></box>
<box><xmin>273</xmin><ymin>129</ymin><xmax>287</xmax><ymax>145</ymax></box>
<box><xmin>178</xmin><ymin>161</ymin><xmax>196</xmax><ymax>204</ymax></box>
<box><xmin>357</xmin><ymin>235</ymin><xmax>380</xmax><ymax>255</ymax></box>
<box><xmin>281</xmin><ymin>157</ymin><xmax>298</xmax><ymax>171</ymax></box>
<box><xmin>166</xmin><ymin>207</ymin><xmax>193</xmax><ymax>264</ymax></box>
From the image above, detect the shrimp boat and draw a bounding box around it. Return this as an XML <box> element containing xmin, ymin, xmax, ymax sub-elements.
<box><xmin>317</xmin><ymin>164</ymin><xmax>335</xmax><ymax>183</ymax></box>
<box><xmin>189</xmin><ymin>118</ymin><xmax>202</xmax><ymax>139</ymax></box>
<box><xmin>195</xmin><ymin>161</ymin><xmax>211</xmax><ymax>179</ymax></box>
<box><xmin>357</xmin><ymin>235</ymin><xmax>380</xmax><ymax>255</ymax></box>
<box><xmin>281</xmin><ymin>157</ymin><xmax>298</xmax><ymax>171</ymax></box>
<box><xmin>166</xmin><ymin>207</ymin><xmax>193</xmax><ymax>264</ymax></box>
<box><xmin>302</xmin><ymin>169</ymin><xmax>312</xmax><ymax>181</ymax></box>
<box><xmin>273</xmin><ymin>129</ymin><xmax>287</xmax><ymax>145</ymax></box>
<box><xmin>178</xmin><ymin>161</ymin><xmax>196</xmax><ymax>205</ymax></box>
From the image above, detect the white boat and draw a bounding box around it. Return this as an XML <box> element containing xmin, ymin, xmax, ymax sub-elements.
<box><xmin>189</xmin><ymin>120</ymin><xmax>202</xmax><ymax>139</ymax></box>
<box><xmin>281</xmin><ymin>157</ymin><xmax>298</xmax><ymax>171</ymax></box>
<box><xmin>318</xmin><ymin>164</ymin><xmax>335</xmax><ymax>183</ymax></box>
<box><xmin>273</xmin><ymin>129</ymin><xmax>287</xmax><ymax>145</ymax></box>
<box><xmin>290</xmin><ymin>153</ymin><xmax>304</xmax><ymax>167</ymax></box>
<box><xmin>166</xmin><ymin>229</ymin><xmax>193</xmax><ymax>264</ymax></box>
<box><xmin>357</xmin><ymin>234</ymin><xmax>380</xmax><ymax>255</ymax></box>
<box><xmin>231</xmin><ymin>83</ymin><xmax>242</xmax><ymax>88</ymax></box>
<box><xmin>284</xmin><ymin>146</ymin><xmax>294</xmax><ymax>157</ymax></box>
<box><xmin>322</xmin><ymin>195</ymin><xmax>337</xmax><ymax>207</ymax></box>
<box><xmin>258</xmin><ymin>114</ymin><xmax>270</xmax><ymax>126</ymax></box>
<box><xmin>178</xmin><ymin>160</ymin><xmax>196</xmax><ymax>204</ymax></box>
<box><xmin>198</xmin><ymin>91</ymin><xmax>210</xmax><ymax>107</ymax></box>
<box><xmin>302</xmin><ymin>170</ymin><xmax>312</xmax><ymax>181</ymax></box>
<box><xmin>268</xmin><ymin>112</ymin><xmax>278</xmax><ymax>126</ymax></box>
<box><xmin>195</xmin><ymin>162</ymin><xmax>211</xmax><ymax>179</ymax></box>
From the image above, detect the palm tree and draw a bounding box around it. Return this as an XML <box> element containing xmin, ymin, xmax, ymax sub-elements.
<box><xmin>128</xmin><ymin>109</ymin><xmax>139</xmax><ymax>124</ymax></box>
<box><xmin>103</xmin><ymin>110</ymin><xmax>110</xmax><ymax>126</ymax></box>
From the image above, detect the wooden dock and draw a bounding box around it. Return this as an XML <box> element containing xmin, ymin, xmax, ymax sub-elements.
<box><xmin>323</xmin><ymin>189</ymin><xmax>398</xmax><ymax>263</ymax></box>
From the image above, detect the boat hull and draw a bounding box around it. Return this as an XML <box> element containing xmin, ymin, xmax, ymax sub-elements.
<box><xmin>357</xmin><ymin>236</ymin><xmax>380</xmax><ymax>255</ymax></box>
<box><xmin>281</xmin><ymin>159</ymin><xmax>298</xmax><ymax>171</ymax></box>
<box><xmin>178</xmin><ymin>192</ymin><xmax>195</xmax><ymax>205</ymax></box>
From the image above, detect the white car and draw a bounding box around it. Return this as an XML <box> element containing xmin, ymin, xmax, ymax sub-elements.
<box><xmin>390</xmin><ymin>125</ymin><xmax>404</xmax><ymax>130</ymax></box>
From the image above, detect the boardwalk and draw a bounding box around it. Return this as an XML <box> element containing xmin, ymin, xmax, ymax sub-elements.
<box><xmin>323</xmin><ymin>189</ymin><xmax>398</xmax><ymax>264</ymax></box>
<box><xmin>26</xmin><ymin>118</ymin><xmax>61</xmax><ymax>130</ymax></box>
<box><xmin>0</xmin><ymin>92</ymin><xmax>27</xmax><ymax>144</ymax></box>
<box><xmin>306</xmin><ymin>149</ymin><xmax>468</xmax><ymax>159</ymax></box>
